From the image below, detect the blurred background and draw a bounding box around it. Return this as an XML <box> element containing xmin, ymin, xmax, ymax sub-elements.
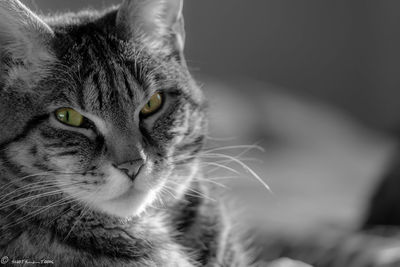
<box><xmin>25</xmin><ymin>0</ymin><xmax>400</xmax><ymax>232</ymax></box>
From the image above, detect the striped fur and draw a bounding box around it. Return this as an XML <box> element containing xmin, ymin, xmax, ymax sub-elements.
<box><xmin>0</xmin><ymin>1</ymin><xmax>255</xmax><ymax>266</ymax></box>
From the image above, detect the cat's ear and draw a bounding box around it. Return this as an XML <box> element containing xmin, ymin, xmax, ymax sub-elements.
<box><xmin>0</xmin><ymin>0</ymin><xmax>54</xmax><ymax>87</ymax></box>
<box><xmin>116</xmin><ymin>0</ymin><xmax>185</xmax><ymax>57</ymax></box>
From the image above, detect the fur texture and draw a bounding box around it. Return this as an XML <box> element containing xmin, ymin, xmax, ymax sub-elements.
<box><xmin>0</xmin><ymin>1</ymin><xmax>254</xmax><ymax>266</ymax></box>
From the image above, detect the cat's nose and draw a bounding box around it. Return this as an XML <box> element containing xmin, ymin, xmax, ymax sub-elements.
<box><xmin>115</xmin><ymin>159</ymin><xmax>145</xmax><ymax>180</ymax></box>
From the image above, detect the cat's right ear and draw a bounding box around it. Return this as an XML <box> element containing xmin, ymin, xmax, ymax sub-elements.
<box><xmin>0</xmin><ymin>0</ymin><xmax>54</xmax><ymax>89</ymax></box>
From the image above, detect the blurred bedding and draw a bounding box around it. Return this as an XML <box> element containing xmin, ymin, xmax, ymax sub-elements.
<box><xmin>201</xmin><ymin>75</ymin><xmax>396</xmax><ymax>231</ymax></box>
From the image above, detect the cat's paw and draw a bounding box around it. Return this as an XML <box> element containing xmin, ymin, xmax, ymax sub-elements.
<box><xmin>267</xmin><ymin>258</ymin><xmax>313</xmax><ymax>267</ymax></box>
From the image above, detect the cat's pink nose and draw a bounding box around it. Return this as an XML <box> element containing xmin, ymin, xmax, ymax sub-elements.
<box><xmin>115</xmin><ymin>159</ymin><xmax>145</xmax><ymax>180</ymax></box>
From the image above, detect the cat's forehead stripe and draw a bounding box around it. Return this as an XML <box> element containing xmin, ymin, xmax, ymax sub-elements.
<box><xmin>75</xmin><ymin>36</ymin><xmax>146</xmax><ymax>116</ymax></box>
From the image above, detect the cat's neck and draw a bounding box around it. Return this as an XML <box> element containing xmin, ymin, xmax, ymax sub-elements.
<box><xmin>1</xmin><ymin>197</ymin><xmax>196</xmax><ymax>266</ymax></box>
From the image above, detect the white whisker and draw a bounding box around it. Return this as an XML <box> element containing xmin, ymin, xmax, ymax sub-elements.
<box><xmin>202</xmin><ymin>144</ymin><xmax>265</xmax><ymax>154</ymax></box>
<box><xmin>203</xmin><ymin>152</ymin><xmax>271</xmax><ymax>192</ymax></box>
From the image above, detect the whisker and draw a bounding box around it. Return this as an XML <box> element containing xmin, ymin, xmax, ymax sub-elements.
<box><xmin>192</xmin><ymin>177</ymin><xmax>229</xmax><ymax>189</ymax></box>
<box><xmin>167</xmin><ymin>181</ymin><xmax>216</xmax><ymax>202</ymax></box>
<box><xmin>200</xmin><ymin>157</ymin><xmax>263</xmax><ymax>165</ymax></box>
<box><xmin>205</xmin><ymin>135</ymin><xmax>237</xmax><ymax>142</ymax></box>
<box><xmin>2</xmin><ymin>191</ymin><xmax>85</xmax><ymax>229</ymax></box>
<box><xmin>63</xmin><ymin>187</ymin><xmax>101</xmax><ymax>241</ymax></box>
<box><xmin>0</xmin><ymin>180</ymin><xmax>78</xmax><ymax>203</ymax></box>
<box><xmin>202</xmin><ymin>144</ymin><xmax>265</xmax><ymax>154</ymax></box>
<box><xmin>0</xmin><ymin>186</ymin><xmax>82</xmax><ymax>210</ymax></box>
<box><xmin>0</xmin><ymin>170</ymin><xmax>94</xmax><ymax>193</ymax></box>
<box><xmin>0</xmin><ymin>180</ymin><xmax>83</xmax><ymax>200</ymax></box>
<box><xmin>203</xmin><ymin>153</ymin><xmax>271</xmax><ymax>192</ymax></box>
<box><xmin>0</xmin><ymin>181</ymin><xmax>86</xmax><ymax>204</ymax></box>
<box><xmin>200</xmin><ymin>162</ymin><xmax>240</xmax><ymax>175</ymax></box>
<box><xmin>161</xmin><ymin>186</ymin><xmax>179</xmax><ymax>200</ymax></box>
<box><xmin>0</xmin><ymin>172</ymin><xmax>54</xmax><ymax>192</ymax></box>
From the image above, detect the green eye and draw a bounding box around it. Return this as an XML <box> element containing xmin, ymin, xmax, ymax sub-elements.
<box><xmin>140</xmin><ymin>92</ymin><xmax>163</xmax><ymax>116</ymax></box>
<box><xmin>55</xmin><ymin>108</ymin><xmax>84</xmax><ymax>127</ymax></box>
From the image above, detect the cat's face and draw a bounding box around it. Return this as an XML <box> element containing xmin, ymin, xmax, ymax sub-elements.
<box><xmin>0</xmin><ymin>0</ymin><xmax>206</xmax><ymax>218</ymax></box>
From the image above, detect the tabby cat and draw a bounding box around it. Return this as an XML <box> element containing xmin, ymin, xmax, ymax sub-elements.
<box><xmin>0</xmin><ymin>0</ymin><xmax>261</xmax><ymax>266</ymax></box>
<box><xmin>6</xmin><ymin>1</ymin><xmax>394</xmax><ymax>266</ymax></box>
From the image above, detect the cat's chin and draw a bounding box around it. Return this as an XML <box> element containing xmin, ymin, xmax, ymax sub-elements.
<box><xmin>96</xmin><ymin>187</ymin><xmax>157</xmax><ymax>218</ymax></box>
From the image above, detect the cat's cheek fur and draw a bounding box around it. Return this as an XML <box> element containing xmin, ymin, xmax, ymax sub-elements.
<box><xmin>5</xmin><ymin>141</ymin><xmax>41</xmax><ymax>174</ymax></box>
<box><xmin>49</xmin><ymin>156</ymin><xmax>80</xmax><ymax>172</ymax></box>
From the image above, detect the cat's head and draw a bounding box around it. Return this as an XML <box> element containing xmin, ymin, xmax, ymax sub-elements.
<box><xmin>0</xmin><ymin>0</ymin><xmax>206</xmax><ymax>218</ymax></box>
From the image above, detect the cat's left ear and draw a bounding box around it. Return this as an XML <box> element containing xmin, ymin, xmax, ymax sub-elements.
<box><xmin>116</xmin><ymin>0</ymin><xmax>185</xmax><ymax>58</ymax></box>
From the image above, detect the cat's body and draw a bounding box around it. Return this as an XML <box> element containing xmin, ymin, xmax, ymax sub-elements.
<box><xmin>0</xmin><ymin>1</ymin><xmax>252</xmax><ymax>266</ymax></box>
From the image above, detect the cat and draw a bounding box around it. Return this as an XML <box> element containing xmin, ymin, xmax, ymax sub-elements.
<box><xmin>0</xmin><ymin>0</ymin><xmax>261</xmax><ymax>266</ymax></box>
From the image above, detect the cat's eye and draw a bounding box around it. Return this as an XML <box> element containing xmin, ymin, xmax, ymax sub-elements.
<box><xmin>55</xmin><ymin>108</ymin><xmax>84</xmax><ymax>127</ymax></box>
<box><xmin>140</xmin><ymin>92</ymin><xmax>163</xmax><ymax>116</ymax></box>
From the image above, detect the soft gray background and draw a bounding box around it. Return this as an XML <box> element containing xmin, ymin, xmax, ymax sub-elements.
<box><xmin>24</xmin><ymin>0</ymin><xmax>400</xmax><ymax>230</ymax></box>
